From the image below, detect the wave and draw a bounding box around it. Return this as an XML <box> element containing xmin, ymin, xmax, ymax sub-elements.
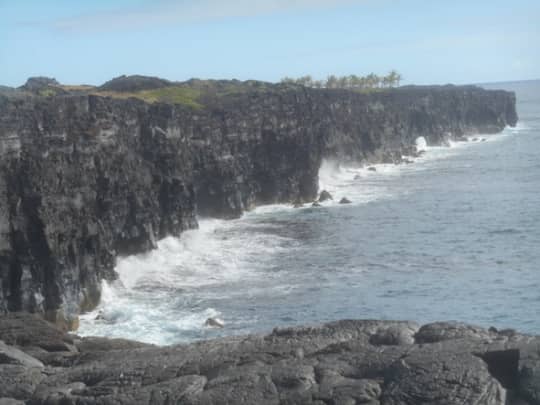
<box><xmin>78</xmin><ymin>216</ymin><xmax>295</xmax><ymax>344</ymax></box>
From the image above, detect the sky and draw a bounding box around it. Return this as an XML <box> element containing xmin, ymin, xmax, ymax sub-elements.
<box><xmin>0</xmin><ymin>0</ymin><xmax>539</xmax><ymax>87</ymax></box>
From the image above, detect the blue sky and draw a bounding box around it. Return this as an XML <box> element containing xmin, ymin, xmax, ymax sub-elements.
<box><xmin>1</xmin><ymin>0</ymin><xmax>539</xmax><ymax>87</ymax></box>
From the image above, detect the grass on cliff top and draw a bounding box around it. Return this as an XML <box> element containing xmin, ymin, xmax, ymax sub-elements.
<box><xmin>89</xmin><ymin>81</ymin><xmax>277</xmax><ymax>109</ymax></box>
<box><xmin>47</xmin><ymin>79</ymin><xmax>318</xmax><ymax>108</ymax></box>
<box><xmin>91</xmin><ymin>86</ymin><xmax>204</xmax><ymax>109</ymax></box>
<box><xmin>59</xmin><ymin>84</ymin><xmax>96</xmax><ymax>92</ymax></box>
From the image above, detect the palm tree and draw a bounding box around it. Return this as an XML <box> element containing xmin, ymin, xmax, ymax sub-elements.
<box><xmin>357</xmin><ymin>76</ymin><xmax>367</xmax><ymax>89</ymax></box>
<box><xmin>338</xmin><ymin>76</ymin><xmax>349</xmax><ymax>89</ymax></box>
<box><xmin>297</xmin><ymin>75</ymin><xmax>313</xmax><ymax>87</ymax></box>
<box><xmin>366</xmin><ymin>73</ymin><xmax>379</xmax><ymax>89</ymax></box>
<box><xmin>387</xmin><ymin>70</ymin><xmax>402</xmax><ymax>87</ymax></box>
<box><xmin>281</xmin><ymin>77</ymin><xmax>295</xmax><ymax>84</ymax></box>
<box><xmin>395</xmin><ymin>71</ymin><xmax>403</xmax><ymax>87</ymax></box>
<box><xmin>348</xmin><ymin>75</ymin><xmax>359</xmax><ymax>89</ymax></box>
<box><xmin>326</xmin><ymin>75</ymin><xmax>339</xmax><ymax>89</ymax></box>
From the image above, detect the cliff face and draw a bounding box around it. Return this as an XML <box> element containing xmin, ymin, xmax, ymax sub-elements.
<box><xmin>0</xmin><ymin>83</ymin><xmax>517</xmax><ymax>328</ymax></box>
<box><xmin>315</xmin><ymin>85</ymin><xmax>517</xmax><ymax>162</ymax></box>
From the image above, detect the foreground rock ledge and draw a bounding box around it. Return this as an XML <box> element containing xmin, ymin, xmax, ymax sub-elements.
<box><xmin>1</xmin><ymin>313</ymin><xmax>539</xmax><ymax>404</ymax></box>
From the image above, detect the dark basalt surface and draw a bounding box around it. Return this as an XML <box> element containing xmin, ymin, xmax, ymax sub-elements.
<box><xmin>0</xmin><ymin>313</ymin><xmax>539</xmax><ymax>404</ymax></box>
<box><xmin>0</xmin><ymin>78</ymin><xmax>518</xmax><ymax>329</ymax></box>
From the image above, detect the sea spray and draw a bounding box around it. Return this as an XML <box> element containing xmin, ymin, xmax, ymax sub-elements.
<box><xmin>415</xmin><ymin>136</ymin><xmax>427</xmax><ymax>152</ymax></box>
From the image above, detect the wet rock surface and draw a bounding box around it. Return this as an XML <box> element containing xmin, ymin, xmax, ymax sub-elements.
<box><xmin>318</xmin><ymin>190</ymin><xmax>333</xmax><ymax>202</ymax></box>
<box><xmin>0</xmin><ymin>80</ymin><xmax>518</xmax><ymax>328</ymax></box>
<box><xmin>0</xmin><ymin>313</ymin><xmax>538</xmax><ymax>404</ymax></box>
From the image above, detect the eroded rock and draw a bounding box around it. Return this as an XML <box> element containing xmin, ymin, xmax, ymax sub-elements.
<box><xmin>0</xmin><ymin>315</ymin><xmax>538</xmax><ymax>404</ymax></box>
<box><xmin>205</xmin><ymin>318</ymin><xmax>224</xmax><ymax>328</ymax></box>
<box><xmin>318</xmin><ymin>190</ymin><xmax>333</xmax><ymax>202</ymax></box>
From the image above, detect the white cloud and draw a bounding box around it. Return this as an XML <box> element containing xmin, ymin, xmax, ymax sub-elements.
<box><xmin>51</xmin><ymin>0</ymin><xmax>358</xmax><ymax>33</ymax></box>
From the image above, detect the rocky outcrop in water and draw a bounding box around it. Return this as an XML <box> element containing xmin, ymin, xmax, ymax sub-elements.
<box><xmin>0</xmin><ymin>313</ymin><xmax>538</xmax><ymax>404</ymax></box>
<box><xmin>0</xmin><ymin>77</ymin><xmax>518</xmax><ymax>327</ymax></box>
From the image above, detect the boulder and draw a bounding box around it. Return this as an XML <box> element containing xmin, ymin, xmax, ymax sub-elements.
<box><xmin>369</xmin><ymin>324</ymin><xmax>417</xmax><ymax>346</ymax></box>
<box><xmin>415</xmin><ymin>321</ymin><xmax>493</xmax><ymax>343</ymax></box>
<box><xmin>0</xmin><ymin>341</ymin><xmax>44</xmax><ymax>369</ymax></box>
<box><xmin>339</xmin><ymin>197</ymin><xmax>352</xmax><ymax>204</ymax></box>
<box><xmin>205</xmin><ymin>318</ymin><xmax>224</xmax><ymax>328</ymax></box>
<box><xmin>318</xmin><ymin>190</ymin><xmax>333</xmax><ymax>202</ymax></box>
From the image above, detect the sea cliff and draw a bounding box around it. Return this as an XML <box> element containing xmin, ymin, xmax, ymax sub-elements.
<box><xmin>0</xmin><ymin>77</ymin><xmax>517</xmax><ymax>329</ymax></box>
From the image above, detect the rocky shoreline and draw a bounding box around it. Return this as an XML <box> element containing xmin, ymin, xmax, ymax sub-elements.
<box><xmin>0</xmin><ymin>77</ymin><xmax>518</xmax><ymax>329</ymax></box>
<box><xmin>0</xmin><ymin>312</ymin><xmax>539</xmax><ymax>404</ymax></box>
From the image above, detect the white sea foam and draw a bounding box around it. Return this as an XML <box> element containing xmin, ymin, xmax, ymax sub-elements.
<box><xmin>508</xmin><ymin>122</ymin><xmax>529</xmax><ymax>134</ymax></box>
<box><xmin>415</xmin><ymin>136</ymin><xmax>427</xmax><ymax>151</ymax></box>
<box><xmin>316</xmin><ymin>159</ymin><xmax>405</xmax><ymax>208</ymax></box>
<box><xmin>316</xmin><ymin>128</ymin><xmax>518</xmax><ymax>209</ymax></box>
<box><xmin>78</xmin><ymin>216</ymin><xmax>294</xmax><ymax>344</ymax></box>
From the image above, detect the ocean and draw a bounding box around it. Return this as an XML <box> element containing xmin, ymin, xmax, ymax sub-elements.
<box><xmin>78</xmin><ymin>80</ymin><xmax>540</xmax><ymax>345</ymax></box>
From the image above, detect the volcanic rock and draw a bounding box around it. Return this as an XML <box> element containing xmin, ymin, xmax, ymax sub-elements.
<box><xmin>205</xmin><ymin>318</ymin><xmax>224</xmax><ymax>328</ymax></box>
<box><xmin>318</xmin><ymin>190</ymin><xmax>333</xmax><ymax>202</ymax></box>
<box><xmin>0</xmin><ymin>313</ymin><xmax>538</xmax><ymax>404</ymax></box>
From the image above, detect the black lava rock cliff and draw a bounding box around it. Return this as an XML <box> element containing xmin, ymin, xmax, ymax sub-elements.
<box><xmin>0</xmin><ymin>78</ymin><xmax>518</xmax><ymax>329</ymax></box>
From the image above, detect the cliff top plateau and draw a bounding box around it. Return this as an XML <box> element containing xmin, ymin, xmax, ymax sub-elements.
<box><xmin>0</xmin><ymin>75</ymin><xmax>506</xmax><ymax>110</ymax></box>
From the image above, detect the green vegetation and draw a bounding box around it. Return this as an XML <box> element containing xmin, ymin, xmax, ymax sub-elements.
<box><xmin>91</xmin><ymin>86</ymin><xmax>203</xmax><ymax>109</ymax></box>
<box><xmin>27</xmin><ymin>72</ymin><xmax>406</xmax><ymax>108</ymax></box>
<box><xmin>136</xmin><ymin>86</ymin><xmax>202</xmax><ymax>108</ymax></box>
<box><xmin>281</xmin><ymin>70</ymin><xmax>403</xmax><ymax>90</ymax></box>
<box><xmin>38</xmin><ymin>88</ymin><xmax>58</xmax><ymax>97</ymax></box>
<box><xmin>59</xmin><ymin>84</ymin><xmax>96</xmax><ymax>92</ymax></box>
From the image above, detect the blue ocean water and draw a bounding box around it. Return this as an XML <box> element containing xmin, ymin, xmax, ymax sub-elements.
<box><xmin>79</xmin><ymin>80</ymin><xmax>540</xmax><ymax>345</ymax></box>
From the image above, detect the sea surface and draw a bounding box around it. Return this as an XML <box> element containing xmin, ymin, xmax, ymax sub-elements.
<box><xmin>79</xmin><ymin>80</ymin><xmax>540</xmax><ymax>345</ymax></box>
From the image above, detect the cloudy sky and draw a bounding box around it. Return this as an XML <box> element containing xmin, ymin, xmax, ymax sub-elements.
<box><xmin>0</xmin><ymin>0</ymin><xmax>538</xmax><ymax>86</ymax></box>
